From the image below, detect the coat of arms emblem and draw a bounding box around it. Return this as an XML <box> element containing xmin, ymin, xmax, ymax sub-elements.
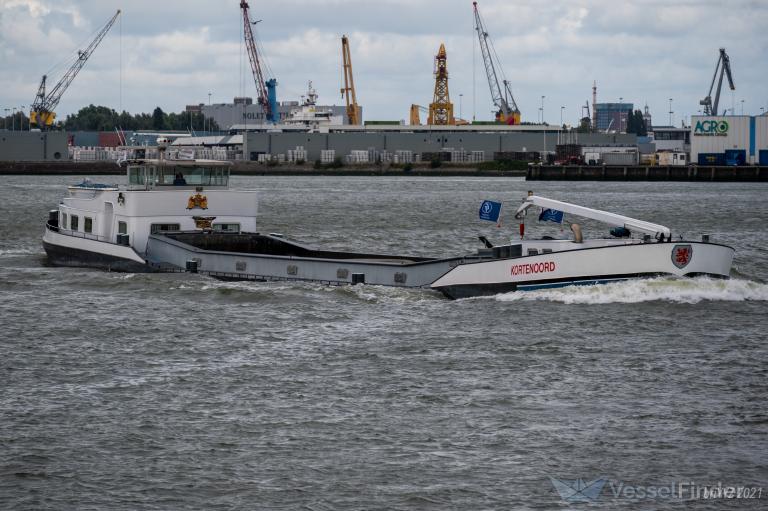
<box><xmin>671</xmin><ymin>244</ymin><xmax>693</xmax><ymax>269</ymax></box>
<box><xmin>187</xmin><ymin>191</ymin><xmax>208</xmax><ymax>210</ymax></box>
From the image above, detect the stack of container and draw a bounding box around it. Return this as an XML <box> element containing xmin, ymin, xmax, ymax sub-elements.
<box><xmin>470</xmin><ymin>151</ymin><xmax>485</xmax><ymax>163</ymax></box>
<box><xmin>451</xmin><ymin>149</ymin><xmax>467</xmax><ymax>163</ymax></box>
<box><xmin>346</xmin><ymin>150</ymin><xmax>369</xmax><ymax>164</ymax></box>
<box><xmin>320</xmin><ymin>149</ymin><xmax>336</xmax><ymax>164</ymax></box>
<box><xmin>394</xmin><ymin>150</ymin><xmax>413</xmax><ymax>164</ymax></box>
<box><xmin>287</xmin><ymin>146</ymin><xmax>308</xmax><ymax>162</ymax></box>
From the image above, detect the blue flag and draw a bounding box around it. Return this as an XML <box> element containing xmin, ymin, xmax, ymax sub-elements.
<box><xmin>479</xmin><ymin>200</ymin><xmax>503</xmax><ymax>222</ymax></box>
<box><xmin>539</xmin><ymin>208</ymin><xmax>564</xmax><ymax>223</ymax></box>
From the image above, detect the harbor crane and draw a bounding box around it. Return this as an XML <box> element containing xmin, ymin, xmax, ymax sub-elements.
<box><xmin>340</xmin><ymin>35</ymin><xmax>361</xmax><ymax>125</ymax></box>
<box><xmin>241</xmin><ymin>1</ymin><xmax>277</xmax><ymax>123</ymax></box>
<box><xmin>30</xmin><ymin>10</ymin><xmax>121</xmax><ymax>129</ymax></box>
<box><xmin>410</xmin><ymin>104</ymin><xmax>428</xmax><ymax>125</ymax></box>
<box><xmin>700</xmin><ymin>48</ymin><xmax>735</xmax><ymax>116</ymax></box>
<box><xmin>427</xmin><ymin>43</ymin><xmax>455</xmax><ymax>125</ymax></box>
<box><xmin>472</xmin><ymin>1</ymin><xmax>520</xmax><ymax>125</ymax></box>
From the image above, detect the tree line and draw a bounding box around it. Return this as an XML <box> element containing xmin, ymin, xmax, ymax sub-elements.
<box><xmin>60</xmin><ymin>105</ymin><xmax>220</xmax><ymax>132</ymax></box>
<box><xmin>575</xmin><ymin>109</ymin><xmax>648</xmax><ymax>135</ymax></box>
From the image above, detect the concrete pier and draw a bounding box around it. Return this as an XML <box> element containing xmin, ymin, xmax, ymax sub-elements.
<box><xmin>527</xmin><ymin>165</ymin><xmax>768</xmax><ymax>182</ymax></box>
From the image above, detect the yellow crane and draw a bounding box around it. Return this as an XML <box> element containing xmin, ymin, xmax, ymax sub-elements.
<box><xmin>410</xmin><ymin>104</ymin><xmax>428</xmax><ymax>125</ymax></box>
<box><xmin>427</xmin><ymin>43</ymin><xmax>455</xmax><ymax>125</ymax></box>
<box><xmin>30</xmin><ymin>10</ymin><xmax>121</xmax><ymax>129</ymax></box>
<box><xmin>340</xmin><ymin>35</ymin><xmax>361</xmax><ymax>125</ymax></box>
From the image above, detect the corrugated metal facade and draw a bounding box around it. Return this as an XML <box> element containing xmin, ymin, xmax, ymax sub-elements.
<box><xmin>245</xmin><ymin>132</ymin><xmax>637</xmax><ymax>161</ymax></box>
<box><xmin>691</xmin><ymin>116</ymin><xmax>768</xmax><ymax>164</ymax></box>
<box><xmin>0</xmin><ymin>132</ymin><xmax>68</xmax><ymax>161</ymax></box>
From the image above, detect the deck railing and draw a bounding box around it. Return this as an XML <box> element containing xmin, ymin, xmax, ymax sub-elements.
<box><xmin>46</xmin><ymin>221</ymin><xmax>115</xmax><ymax>244</ymax></box>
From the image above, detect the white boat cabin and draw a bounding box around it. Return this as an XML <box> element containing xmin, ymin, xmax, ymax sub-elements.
<box><xmin>55</xmin><ymin>159</ymin><xmax>258</xmax><ymax>255</ymax></box>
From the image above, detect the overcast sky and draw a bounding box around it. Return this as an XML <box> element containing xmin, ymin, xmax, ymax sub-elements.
<box><xmin>1</xmin><ymin>0</ymin><xmax>766</xmax><ymax>126</ymax></box>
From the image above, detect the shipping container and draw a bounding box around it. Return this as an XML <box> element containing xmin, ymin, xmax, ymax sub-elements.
<box><xmin>698</xmin><ymin>153</ymin><xmax>725</xmax><ymax>166</ymax></box>
<box><xmin>656</xmin><ymin>151</ymin><xmax>687</xmax><ymax>166</ymax></box>
<box><xmin>98</xmin><ymin>132</ymin><xmax>122</xmax><ymax>148</ymax></box>
<box><xmin>602</xmin><ymin>152</ymin><xmax>638</xmax><ymax>166</ymax></box>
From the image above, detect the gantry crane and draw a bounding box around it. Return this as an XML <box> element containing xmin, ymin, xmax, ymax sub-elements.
<box><xmin>30</xmin><ymin>10</ymin><xmax>121</xmax><ymax>129</ymax></box>
<box><xmin>340</xmin><ymin>35</ymin><xmax>361</xmax><ymax>125</ymax></box>
<box><xmin>241</xmin><ymin>1</ymin><xmax>278</xmax><ymax>123</ymax></box>
<box><xmin>427</xmin><ymin>43</ymin><xmax>455</xmax><ymax>125</ymax></box>
<box><xmin>700</xmin><ymin>48</ymin><xmax>735</xmax><ymax>116</ymax></box>
<box><xmin>472</xmin><ymin>2</ymin><xmax>520</xmax><ymax>125</ymax></box>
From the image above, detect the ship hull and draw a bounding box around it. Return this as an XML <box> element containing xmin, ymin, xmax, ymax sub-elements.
<box><xmin>42</xmin><ymin>226</ymin><xmax>150</xmax><ymax>273</ymax></box>
<box><xmin>430</xmin><ymin>241</ymin><xmax>734</xmax><ymax>299</ymax></box>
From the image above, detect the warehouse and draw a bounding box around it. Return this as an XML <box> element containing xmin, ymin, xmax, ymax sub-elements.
<box><xmin>691</xmin><ymin>115</ymin><xmax>768</xmax><ymax>165</ymax></box>
<box><xmin>0</xmin><ymin>131</ymin><xmax>68</xmax><ymax>161</ymax></box>
<box><xmin>242</xmin><ymin>126</ymin><xmax>637</xmax><ymax>162</ymax></box>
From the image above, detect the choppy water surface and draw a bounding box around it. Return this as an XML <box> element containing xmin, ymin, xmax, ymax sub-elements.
<box><xmin>1</xmin><ymin>175</ymin><xmax>767</xmax><ymax>510</ymax></box>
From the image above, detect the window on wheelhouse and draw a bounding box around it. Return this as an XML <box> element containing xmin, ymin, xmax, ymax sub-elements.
<box><xmin>118</xmin><ymin>221</ymin><xmax>127</xmax><ymax>235</ymax></box>
<box><xmin>213</xmin><ymin>223</ymin><xmax>240</xmax><ymax>233</ymax></box>
<box><xmin>150</xmin><ymin>223</ymin><xmax>181</xmax><ymax>234</ymax></box>
<box><xmin>127</xmin><ymin>165</ymin><xmax>157</xmax><ymax>187</ymax></box>
<box><xmin>61</xmin><ymin>212</ymin><xmax>67</xmax><ymax>229</ymax></box>
<box><xmin>84</xmin><ymin>217</ymin><xmax>93</xmax><ymax>233</ymax></box>
<box><xmin>156</xmin><ymin>166</ymin><xmax>229</xmax><ymax>187</ymax></box>
<box><xmin>71</xmin><ymin>215</ymin><xmax>79</xmax><ymax>231</ymax></box>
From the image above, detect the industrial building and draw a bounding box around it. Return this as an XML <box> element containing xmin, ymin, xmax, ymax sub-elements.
<box><xmin>595</xmin><ymin>102</ymin><xmax>634</xmax><ymax>132</ymax></box>
<box><xmin>0</xmin><ymin>131</ymin><xmax>68</xmax><ymax>161</ymax></box>
<box><xmin>690</xmin><ymin>115</ymin><xmax>768</xmax><ymax>165</ymax></box>
<box><xmin>231</xmin><ymin>125</ymin><xmax>636</xmax><ymax>162</ymax></box>
<box><xmin>650</xmin><ymin>127</ymin><xmax>690</xmax><ymax>153</ymax></box>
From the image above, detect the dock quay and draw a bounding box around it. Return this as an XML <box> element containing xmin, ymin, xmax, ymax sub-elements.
<box><xmin>527</xmin><ymin>165</ymin><xmax>768</xmax><ymax>182</ymax></box>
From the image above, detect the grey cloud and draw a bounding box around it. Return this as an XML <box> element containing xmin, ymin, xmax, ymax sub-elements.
<box><xmin>0</xmin><ymin>0</ymin><xmax>766</xmax><ymax>124</ymax></box>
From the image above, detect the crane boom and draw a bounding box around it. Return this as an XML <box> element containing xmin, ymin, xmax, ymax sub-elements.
<box><xmin>30</xmin><ymin>9</ymin><xmax>121</xmax><ymax>129</ymax></box>
<box><xmin>472</xmin><ymin>1</ymin><xmax>520</xmax><ymax>125</ymax></box>
<box><xmin>241</xmin><ymin>1</ymin><xmax>276</xmax><ymax>123</ymax></box>
<box><xmin>700</xmin><ymin>48</ymin><xmax>735</xmax><ymax>116</ymax></box>
<box><xmin>340</xmin><ymin>35</ymin><xmax>361</xmax><ymax>125</ymax></box>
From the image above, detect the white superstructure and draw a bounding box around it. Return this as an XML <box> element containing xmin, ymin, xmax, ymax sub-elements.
<box><xmin>43</xmin><ymin>157</ymin><xmax>258</xmax><ymax>271</ymax></box>
<box><xmin>283</xmin><ymin>81</ymin><xmax>344</xmax><ymax>130</ymax></box>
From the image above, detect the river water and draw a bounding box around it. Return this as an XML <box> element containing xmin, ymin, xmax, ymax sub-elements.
<box><xmin>1</xmin><ymin>175</ymin><xmax>767</xmax><ymax>510</ymax></box>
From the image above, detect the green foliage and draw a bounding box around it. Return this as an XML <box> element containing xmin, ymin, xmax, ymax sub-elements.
<box><xmin>152</xmin><ymin>107</ymin><xmax>166</xmax><ymax>130</ymax></box>
<box><xmin>476</xmin><ymin>160</ymin><xmax>528</xmax><ymax>171</ymax></box>
<box><xmin>625</xmin><ymin>109</ymin><xmax>648</xmax><ymax>136</ymax></box>
<box><xmin>295</xmin><ymin>159</ymin><xmax>305</xmax><ymax>165</ymax></box>
<box><xmin>62</xmin><ymin>104</ymin><xmax>219</xmax><ymax>131</ymax></box>
<box><xmin>403</xmin><ymin>163</ymin><xmax>413</xmax><ymax>172</ymax></box>
<box><xmin>266</xmin><ymin>158</ymin><xmax>279</xmax><ymax>167</ymax></box>
<box><xmin>430</xmin><ymin>158</ymin><xmax>442</xmax><ymax>168</ymax></box>
<box><xmin>575</xmin><ymin>117</ymin><xmax>592</xmax><ymax>133</ymax></box>
<box><xmin>312</xmin><ymin>157</ymin><xmax>345</xmax><ymax>170</ymax></box>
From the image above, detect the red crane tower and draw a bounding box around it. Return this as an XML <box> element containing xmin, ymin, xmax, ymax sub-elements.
<box><xmin>240</xmin><ymin>1</ymin><xmax>277</xmax><ymax>123</ymax></box>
